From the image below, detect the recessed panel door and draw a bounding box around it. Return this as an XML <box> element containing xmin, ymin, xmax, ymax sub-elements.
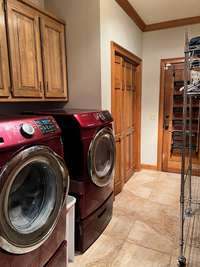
<box><xmin>112</xmin><ymin>54</ymin><xmax>136</xmax><ymax>194</ymax></box>
<box><xmin>123</xmin><ymin>61</ymin><xmax>136</xmax><ymax>181</ymax></box>
<box><xmin>41</xmin><ymin>17</ymin><xmax>67</xmax><ymax>99</ymax></box>
<box><xmin>7</xmin><ymin>0</ymin><xmax>43</xmax><ymax>98</ymax></box>
<box><xmin>112</xmin><ymin>55</ymin><xmax>124</xmax><ymax>194</ymax></box>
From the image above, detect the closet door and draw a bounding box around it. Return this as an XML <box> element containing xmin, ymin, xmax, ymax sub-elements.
<box><xmin>7</xmin><ymin>0</ymin><xmax>43</xmax><ymax>98</ymax></box>
<box><xmin>123</xmin><ymin>61</ymin><xmax>136</xmax><ymax>181</ymax></box>
<box><xmin>112</xmin><ymin>55</ymin><xmax>136</xmax><ymax>194</ymax></box>
<box><xmin>112</xmin><ymin>55</ymin><xmax>124</xmax><ymax>194</ymax></box>
<box><xmin>40</xmin><ymin>17</ymin><xmax>67</xmax><ymax>99</ymax></box>
<box><xmin>0</xmin><ymin>0</ymin><xmax>10</xmax><ymax>97</ymax></box>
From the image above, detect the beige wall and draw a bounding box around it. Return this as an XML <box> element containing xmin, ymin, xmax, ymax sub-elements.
<box><xmin>141</xmin><ymin>24</ymin><xmax>200</xmax><ymax>165</ymax></box>
<box><xmin>100</xmin><ymin>0</ymin><xmax>142</xmax><ymax>111</ymax></box>
<box><xmin>45</xmin><ymin>0</ymin><xmax>142</xmax><ymax>111</ymax></box>
<box><xmin>45</xmin><ymin>0</ymin><xmax>102</xmax><ymax>110</ymax></box>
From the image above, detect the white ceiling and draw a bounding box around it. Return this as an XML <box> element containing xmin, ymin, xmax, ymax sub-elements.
<box><xmin>128</xmin><ymin>0</ymin><xmax>200</xmax><ymax>24</ymax></box>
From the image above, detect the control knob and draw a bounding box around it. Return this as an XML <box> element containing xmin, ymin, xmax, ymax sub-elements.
<box><xmin>21</xmin><ymin>123</ymin><xmax>35</xmax><ymax>137</ymax></box>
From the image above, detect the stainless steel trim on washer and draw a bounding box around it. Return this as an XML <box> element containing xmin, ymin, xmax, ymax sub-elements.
<box><xmin>0</xmin><ymin>146</ymin><xmax>69</xmax><ymax>254</ymax></box>
<box><xmin>88</xmin><ymin>127</ymin><xmax>116</xmax><ymax>187</ymax></box>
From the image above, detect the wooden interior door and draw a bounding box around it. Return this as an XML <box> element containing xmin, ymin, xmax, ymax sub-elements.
<box><xmin>40</xmin><ymin>17</ymin><xmax>67</xmax><ymax>99</ymax></box>
<box><xmin>7</xmin><ymin>0</ymin><xmax>43</xmax><ymax>98</ymax></box>
<box><xmin>112</xmin><ymin>54</ymin><xmax>136</xmax><ymax>194</ymax></box>
<box><xmin>123</xmin><ymin>61</ymin><xmax>136</xmax><ymax>181</ymax></box>
<box><xmin>112</xmin><ymin>55</ymin><xmax>124</xmax><ymax>195</ymax></box>
<box><xmin>0</xmin><ymin>0</ymin><xmax>10</xmax><ymax>97</ymax></box>
<box><xmin>162</xmin><ymin>61</ymin><xmax>200</xmax><ymax>173</ymax></box>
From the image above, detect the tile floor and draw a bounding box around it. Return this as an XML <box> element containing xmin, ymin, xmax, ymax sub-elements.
<box><xmin>69</xmin><ymin>170</ymin><xmax>200</xmax><ymax>267</ymax></box>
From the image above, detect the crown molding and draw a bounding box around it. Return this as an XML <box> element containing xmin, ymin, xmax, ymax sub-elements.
<box><xmin>115</xmin><ymin>0</ymin><xmax>200</xmax><ymax>32</ymax></box>
<box><xmin>145</xmin><ymin>16</ymin><xmax>200</xmax><ymax>32</ymax></box>
<box><xmin>115</xmin><ymin>0</ymin><xmax>146</xmax><ymax>31</ymax></box>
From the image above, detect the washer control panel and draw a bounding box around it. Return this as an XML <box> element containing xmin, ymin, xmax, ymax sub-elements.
<box><xmin>35</xmin><ymin>118</ymin><xmax>57</xmax><ymax>134</ymax></box>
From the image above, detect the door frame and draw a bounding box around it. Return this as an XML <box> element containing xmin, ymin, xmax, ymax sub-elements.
<box><xmin>111</xmin><ymin>42</ymin><xmax>142</xmax><ymax>172</ymax></box>
<box><xmin>157</xmin><ymin>57</ymin><xmax>184</xmax><ymax>171</ymax></box>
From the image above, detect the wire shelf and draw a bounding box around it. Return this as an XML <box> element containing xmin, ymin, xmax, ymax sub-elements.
<box><xmin>178</xmin><ymin>33</ymin><xmax>200</xmax><ymax>266</ymax></box>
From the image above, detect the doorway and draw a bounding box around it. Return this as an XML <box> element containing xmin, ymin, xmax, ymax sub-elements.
<box><xmin>111</xmin><ymin>42</ymin><xmax>142</xmax><ymax>195</ymax></box>
<box><xmin>158</xmin><ymin>58</ymin><xmax>200</xmax><ymax>173</ymax></box>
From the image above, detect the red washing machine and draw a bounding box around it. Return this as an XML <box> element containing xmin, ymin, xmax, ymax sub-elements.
<box><xmin>25</xmin><ymin>109</ymin><xmax>116</xmax><ymax>252</ymax></box>
<box><xmin>0</xmin><ymin>115</ymin><xmax>69</xmax><ymax>267</ymax></box>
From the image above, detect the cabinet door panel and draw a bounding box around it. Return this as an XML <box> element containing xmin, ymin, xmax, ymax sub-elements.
<box><xmin>0</xmin><ymin>0</ymin><xmax>10</xmax><ymax>97</ymax></box>
<box><xmin>114</xmin><ymin>138</ymin><xmax>123</xmax><ymax>195</ymax></box>
<box><xmin>7</xmin><ymin>0</ymin><xmax>43</xmax><ymax>98</ymax></box>
<box><xmin>41</xmin><ymin>17</ymin><xmax>67</xmax><ymax>99</ymax></box>
<box><xmin>124</xmin><ymin>130</ymin><xmax>135</xmax><ymax>181</ymax></box>
<box><xmin>125</xmin><ymin>62</ymin><xmax>133</xmax><ymax>91</ymax></box>
<box><xmin>113</xmin><ymin>55</ymin><xmax>123</xmax><ymax>135</ymax></box>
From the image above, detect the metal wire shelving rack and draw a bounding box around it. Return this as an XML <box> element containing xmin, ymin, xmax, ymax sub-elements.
<box><xmin>178</xmin><ymin>33</ymin><xmax>200</xmax><ymax>266</ymax></box>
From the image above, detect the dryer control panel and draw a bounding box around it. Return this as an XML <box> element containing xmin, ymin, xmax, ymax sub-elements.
<box><xmin>98</xmin><ymin>111</ymin><xmax>113</xmax><ymax>122</ymax></box>
<box><xmin>35</xmin><ymin>118</ymin><xmax>57</xmax><ymax>134</ymax></box>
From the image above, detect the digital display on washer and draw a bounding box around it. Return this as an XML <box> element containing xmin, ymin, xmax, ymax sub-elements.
<box><xmin>35</xmin><ymin>119</ymin><xmax>57</xmax><ymax>134</ymax></box>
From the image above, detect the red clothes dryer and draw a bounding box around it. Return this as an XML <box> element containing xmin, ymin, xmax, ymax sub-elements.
<box><xmin>26</xmin><ymin>109</ymin><xmax>116</xmax><ymax>252</ymax></box>
<box><xmin>0</xmin><ymin>115</ymin><xmax>69</xmax><ymax>267</ymax></box>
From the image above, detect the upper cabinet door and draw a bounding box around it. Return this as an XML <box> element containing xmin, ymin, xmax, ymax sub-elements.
<box><xmin>7</xmin><ymin>0</ymin><xmax>43</xmax><ymax>98</ymax></box>
<box><xmin>40</xmin><ymin>17</ymin><xmax>68</xmax><ymax>99</ymax></box>
<box><xmin>0</xmin><ymin>0</ymin><xmax>10</xmax><ymax>97</ymax></box>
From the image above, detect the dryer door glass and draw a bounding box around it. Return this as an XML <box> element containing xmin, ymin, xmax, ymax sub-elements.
<box><xmin>88</xmin><ymin>127</ymin><xmax>116</xmax><ymax>187</ymax></box>
<box><xmin>8</xmin><ymin>161</ymin><xmax>56</xmax><ymax>234</ymax></box>
<box><xmin>0</xmin><ymin>146</ymin><xmax>69</xmax><ymax>254</ymax></box>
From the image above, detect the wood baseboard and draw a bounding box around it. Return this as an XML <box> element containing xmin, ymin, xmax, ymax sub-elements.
<box><xmin>141</xmin><ymin>164</ymin><xmax>158</xmax><ymax>171</ymax></box>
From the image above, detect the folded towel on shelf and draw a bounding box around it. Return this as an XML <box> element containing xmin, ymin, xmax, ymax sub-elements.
<box><xmin>179</xmin><ymin>83</ymin><xmax>195</xmax><ymax>92</ymax></box>
<box><xmin>190</xmin><ymin>59</ymin><xmax>200</xmax><ymax>69</ymax></box>
<box><xmin>187</xmin><ymin>85</ymin><xmax>200</xmax><ymax>92</ymax></box>
<box><xmin>189</xmin><ymin>36</ymin><xmax>200</xmax><ymax>57</ymax></box>
<box><xmin>179</xmin><ymin>81</ymin><xmax>200</xmax><ymax>93</ymax></box>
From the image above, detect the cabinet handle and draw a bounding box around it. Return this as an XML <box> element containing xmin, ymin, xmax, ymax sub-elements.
<box><xmin>39</xmin><ymin>81</ymin><xmax>42</xmax><ymax>92</ymax></box>
<box><xmin>46</xmin><ymin>81</ymin><xmax>49</xmax><ymax>92</ymax></box>
<box><xmin>9</xmin><ymin>85</ymin><xmax>13</xmax><ymax>95</ymax></box>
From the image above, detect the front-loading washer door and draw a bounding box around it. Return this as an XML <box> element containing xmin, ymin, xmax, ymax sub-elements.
<box><xmin>0</xmin><ymin>146</ymin><xmax>69</xmax><ymax>254</ymax></box>
<box><xmin>88</xmin><ymin>127</ymin><xmax>116</xmax><ymax>187</ymax></box>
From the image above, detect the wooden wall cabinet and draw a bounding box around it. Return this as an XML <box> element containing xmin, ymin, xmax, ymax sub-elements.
<box><xmin>1</xmin><ymin>0</ymin><xmax>68</xmax><ymax>101</ymax></box>
<box><xmin>41</xmin><ymin>17</ymin><xmax>67</xmax><ymax>99</ymax></box>
<box><xmin>7</xmin><ymin>0</ymin><xmax>43</xmax><ymax>98</ymax></box>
